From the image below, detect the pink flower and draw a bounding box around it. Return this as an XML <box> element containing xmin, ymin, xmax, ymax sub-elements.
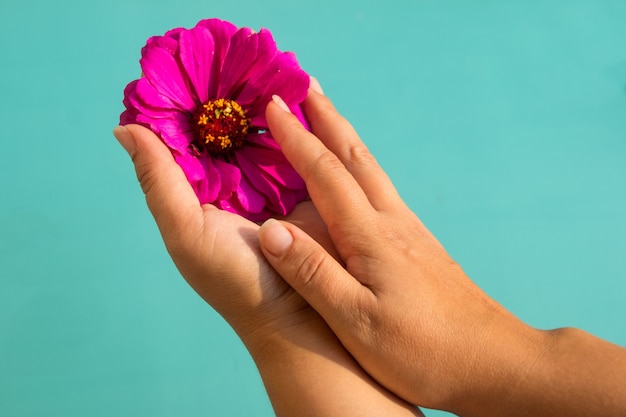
<box><xmin>120</xmin><ymin>18</ymin><xmax>310</xmax><ymax>221</ymax></box>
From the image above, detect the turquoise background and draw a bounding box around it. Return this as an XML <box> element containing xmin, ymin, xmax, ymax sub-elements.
<box><xmin>1</xmin><ymin>1</ymin><xmax>624</xmax><ymax>416</ymax></box>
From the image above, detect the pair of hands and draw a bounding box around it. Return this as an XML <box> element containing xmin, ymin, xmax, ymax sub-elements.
<box><xmin>113</xmin><ymin>83</ymin><xmax>520</xmax><ymax>414</ymax></box>
<box><xmin>115</xmin><ymin>82</ymin><xmax>625</xmax><ymax>416</ymax></box>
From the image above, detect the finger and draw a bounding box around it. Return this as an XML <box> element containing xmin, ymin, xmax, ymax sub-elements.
<box><xmin>266</xmin><ymin>96</ymin><xmax>376</xmax><ymax>231</ymax></box>
<box><xmin>303</xmin><ymin>84</ymin><xmax>402</xmax><ymax>211</ymax></box>
<box><xmin>114</xmin><ymin>124</ymin><xmax>203</xmax><ymax>245</ymax></box>
<box><xmin>258</xmin><ymin>218</ymin><xmax>375</xmax><ymax>333</ymax></box>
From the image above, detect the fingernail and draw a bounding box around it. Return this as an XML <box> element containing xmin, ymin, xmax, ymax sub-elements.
<box><xmin>272</xmin><ymin>94</ymin><xmax>292</xmax><ymax>113</ymax></box>
<box><xmin>260</xmin><ymin>218</ymin><xmax>293</xmax><ymax>257</ymax></box>
<box><xmin>113</xmin><ymin>125</ymin><xmax>136</xmax><ymax>155</ymax></box>
<box><xmin>309</xmin><ymin>76</ymin><xmax>324</xmax><ymax>95</ymax></box>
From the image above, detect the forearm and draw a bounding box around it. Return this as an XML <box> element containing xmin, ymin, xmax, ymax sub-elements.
<box><xmin>529</xmin><ymin>327</ymin><xmax>626</xmax><ymax>416</ymax></box>
<box><xmin>452</xmin><ymin>324</ymin><xmax>626</xmax><ymax>417</ymax></box>
<box><xmin>241</xmin><ymin>316</ymin><xmax>423</xmax><ymax>417</ymax></box>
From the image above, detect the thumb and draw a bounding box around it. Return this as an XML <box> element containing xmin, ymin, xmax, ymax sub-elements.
<box><xmin>258</xmin><ymin>219</ymin><xmax>371</xmax><ymax>328</ymax></box>
<box><xmin>113</xmin><ymin>124</ymin><xmax>202</xmax><ymax>244</ymax></box>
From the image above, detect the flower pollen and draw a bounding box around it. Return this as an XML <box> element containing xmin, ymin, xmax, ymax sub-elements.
<box><xmin>192</xmin><ymin>98</ymin><xmax>250</xmax><ymax>155</ymax></box>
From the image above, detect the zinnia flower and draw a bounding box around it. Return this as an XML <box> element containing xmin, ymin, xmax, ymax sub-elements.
<box><xmin>120</xmin><ymin>18</ymin><xmax>310</xmax><ymax>221</ymax></box>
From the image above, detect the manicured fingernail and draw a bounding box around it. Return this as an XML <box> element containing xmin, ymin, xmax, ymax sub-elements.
<box><xmin>113</xmin><ymin>125</ymin><xmax>136</xmax><ymax>155</ymax></box>
<box><xmin>309</xmin><ymin>76</ymin><xmax>324</xmax><ymax>95</ymax></box>
<box><xmin>272</xmin><ymin>94</ymin><xmax>292</xmax><ymax>113</ymax></box>
<box><xmin>260</xmin><ymin>218</ymin><xmax>293</xmax><ymax>256</ymax></box>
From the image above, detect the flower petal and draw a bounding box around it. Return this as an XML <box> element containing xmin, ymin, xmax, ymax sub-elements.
<box><xmin>212</xmin><ymin>158</ymin><xmax>241</xmax><ymax>200</ymax></box>
<box><xmin>121</xmin><ymin>81</ymin><xmax>140</xmax><ymax>124</ymax></box>
<box><xmin>196</xmin><ymin>18</ymin><xmax>238</xmax><ymax>38</ymax></box>
<box><xmin>238</xmin><ymin>142</ymin><xmax>306</xmax><ymax>189</ymax></box>
<box><xmin>120</xmin><ymin>108</ymin><xmax>138</xmax><ymax>125</ymax></box>
<box><xmin>246</xmin><ymin>207</ymin><xmax>274</xmax><ymax>222</ymax></box>
<box><xmin>236</xmin><ymin>175</ymin><xmax>267</xmax><ymax>213</ymax></box>
<box><xmin>216</xmin><ymin>195</ymin><xmax>244</xmax><ymax>217</ymax></box>
<box><xmin>237</xmin><ymin>51</ymin><xmax>309</xmax><ymax>120</ymax></box>
<box><xmin>246</xmin><ymin>132</ymin><xmax>281</xmax><ymax>151</ymax></box>
<box><xmin>234</xmin><ymin>151</ymin><xmax>282</xmax><ymax>203</ymax></box>
<box><xmin>148</xmin><ymin>113</ymin><xmax>193</xmax><ymax>152</ymax></box>
<box><xmin>199</xmin><ymin>156</ymin><xmax>221</xmax><ymax>203</ymax></box>
<box><xmin>264</xmin><ymin>177</ymin><xmax>297</xmax><ymax>214</ymax></box>
<box><xmin>290</xmin><ymin>103</ymin><xmax>310</xmax><ymax>131</ymax></box>
<box><xmin>172</xmin><ymin>152</ymin><xmax>207</xmax><ymax>203</ymax></box>
<box><xmin>174</xmin><ymin>152</ymin><xmax>205</xmax><ymax>181</ymax></box>
<box><xmin>143</xmin><ymin>33</ymin><xmax>179</xmax><ymax>55</ymax></box>
<box><xmin>163</xmin><ymin>27</ymin><xmax>184</xmax><ymax>40</ymax></box>
<box><xmin>238</xmin><ymin>153</ymin><xmax>303</xmax><ymax>216</ymax></box>
<box><xmin>195</xmin><ymin>19</ymin><xmax>238</xmax><ymax>98</ymax></box>
<box><xmin>128</xmin><ymin>77</ymin><xmax>176</xmax><ymax>113</ymax></box>
<box><xmin>265</xmin><ymin>52</ymin><xmax>310</xmax><ymax>103</ymax></box>
<box><xmin>141</xmin><ymin>46</ymin><xmax>196</xmax><ymax>111</ymax></box>
<box><xmin>179</xmin><ymin>25</ymin><xmax>215</xmax><ymax>104</ymax></box>
<box><xmin>217</xmin><ymin>27</ymin><xmax>258</xmax><ymax>98</ymax></box>
<box><xmin>250</xmin><ymin>29</ymin><xmax>279</xmax><ymax>73</ymax></box>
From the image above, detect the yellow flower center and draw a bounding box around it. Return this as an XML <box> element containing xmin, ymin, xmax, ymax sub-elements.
<box><xmin>192</xmin><ymin>98</ymin><xmax>250</xmax><ymax>155</ymax></box>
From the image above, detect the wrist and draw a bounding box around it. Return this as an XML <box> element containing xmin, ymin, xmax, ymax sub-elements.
<box><xmin>239</xmin><ymin>310</ymin><xmax>425</xmax><ymax>417</ymax></box>
<box><xmin>444</xmin><ymin>315</ymin><xmax>548</xmax><ymax>417</ymax></box>
<box><xmin>237</xmin><ymin>305</ymin><xmax>324</xmax><ymax>361</ymax></box>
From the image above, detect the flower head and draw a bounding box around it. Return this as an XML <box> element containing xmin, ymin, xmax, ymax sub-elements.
<box><xmin>120</xmin><ymin>18</ymin><xmax>310</xmax><ymax>221</ymax></box>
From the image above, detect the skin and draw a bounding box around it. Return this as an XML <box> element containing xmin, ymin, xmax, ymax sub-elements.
<box><xmin>113</xmin><ymin>108</ymin><xmax>423</xmax><ymax>416</ymax></box>
<box><xmin>258</xmin><ymin>86</ymin><xmax>626</xmax><ymax>417</ymax></box>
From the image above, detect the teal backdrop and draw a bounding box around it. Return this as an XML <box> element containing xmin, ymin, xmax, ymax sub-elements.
<box><xmin>1</xmin><ymin>1</ymin><xmax>625</xmax><ymax>416</ymax></box>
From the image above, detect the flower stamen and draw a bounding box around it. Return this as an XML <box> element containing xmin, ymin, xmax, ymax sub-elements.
<box><xmin>192</xmin><ymin>98</ymin><xmax>250</xmax><ymax>155</ymax></box>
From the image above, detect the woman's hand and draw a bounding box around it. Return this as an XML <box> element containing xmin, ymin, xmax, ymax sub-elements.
<box><xmin>114</xmin><ymin>124</ymin><xmax>307</xmax><ymax>334</ymax></box>
<box><xmin>260</xmin><ymin>90</ymin><xmax>626</xmax><ymax>417</ymax></box>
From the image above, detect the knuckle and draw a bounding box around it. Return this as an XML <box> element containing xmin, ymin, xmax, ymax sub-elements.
<box><xmin>294</xmin><ymin>248</ymin><xmax>331</xmax><ymax>290</ymax></box>
<box><xmin>134</xmin><ymin>161</ymin><xmax>159</xmax><ymax>197</ymax></box>
<box><xmin>349</xmin><ymin>295</ymin><xmax>375</xmax><ymax>333</ymax></box>
<box><xmin>307</xmin><ymin>149</ymin><xmax>345</xmax><ymax>179</ymax></box>
<box><xmin>347</xmin><ymin>142</ymin><xmax>377</xmax><ymax>168</ymax></box>
<box><xmin>311</xmin><ymin>149</ymin><xmax>345</xmax><ymax>172</ymax></box>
